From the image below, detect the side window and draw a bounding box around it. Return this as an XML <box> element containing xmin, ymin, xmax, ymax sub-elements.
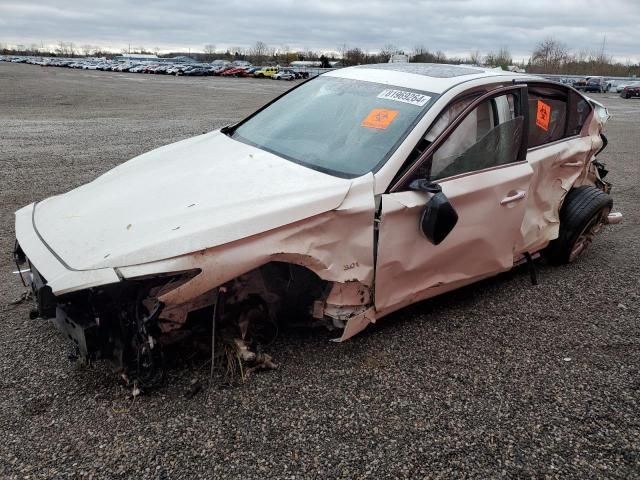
<box><xmin>527</xmin><ymin>86</ymin><xmax>568</xmax><ymax>147</ymax></box>
<box><xmin>567</xmin><ymin>90</ymin><xmax>591</xmax><ymax>136</ymax></box>
<box><xmin>427</xmin><ymin>93</ymin><xmax>524</xmax><ymax>181</ymax></box>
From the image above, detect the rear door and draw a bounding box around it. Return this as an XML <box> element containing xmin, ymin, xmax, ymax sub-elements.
<box><xmin>375</xmin><ymin>86</ymin><xmax>534</xmax><ymax>313</ymax></box>
<box><xmin>516</xmin><ymin>83</ymin><xmax>595</xmax><ymax>254</ymax></box>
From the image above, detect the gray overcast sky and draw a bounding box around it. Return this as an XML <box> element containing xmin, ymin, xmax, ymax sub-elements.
<box><xmin>1</xmin><ymin>0</ymin><xmax>639</xmax><ymax>61</ymax></box>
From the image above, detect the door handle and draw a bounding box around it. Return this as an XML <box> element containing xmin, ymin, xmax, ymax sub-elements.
<box><xmin>500</xmin><ymin>190</ymin><xmax>526</xmax><ymax>205</ymax></box>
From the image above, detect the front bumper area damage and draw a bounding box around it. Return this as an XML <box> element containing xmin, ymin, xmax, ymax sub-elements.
<box><xmin>14</xmin><ymin>240</ymin><xmax>176</xmax><ymax>389</ymax></box>
<box><xmin>13</xmin><ymin>172</ymin><xmax>376</xmax><ymax>390</ymax></box>
<box><xmin>14</xmin><ymin>230</ymin><xmax>370</xmax><ymax>390</ymax></box>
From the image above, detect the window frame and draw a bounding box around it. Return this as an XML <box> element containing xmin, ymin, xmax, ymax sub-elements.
<box><xmin>390</xmin><ymin>84</ymin><xmax>529</xmax><ymax>193</ymax></box>
<box><xmin>525</xmin><ymin>82</ymin><xmax>593</xmax><ymax>152</ymax></box>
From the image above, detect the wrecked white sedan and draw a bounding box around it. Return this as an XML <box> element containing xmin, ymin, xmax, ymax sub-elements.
<box><xmin>14</xmin><ymin>63</ymin><xmax>622</xmax><ymax>386</ymax></box>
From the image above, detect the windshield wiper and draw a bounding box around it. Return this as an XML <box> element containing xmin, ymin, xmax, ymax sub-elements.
<box><xmin>221</xmin><ymin>123</ymin><xmax>237</xmax><ymax>136</ymax></box>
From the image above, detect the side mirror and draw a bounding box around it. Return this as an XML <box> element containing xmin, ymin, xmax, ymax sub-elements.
<box><xmin>409</xmin><ymin>180</ymin><xmax>459</xmax><ymax>245</ymax></box>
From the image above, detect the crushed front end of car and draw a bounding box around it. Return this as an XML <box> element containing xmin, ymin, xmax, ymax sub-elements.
<box><xmin>14</xmin><ymin>237</ymin><xmax>198</xmax><ymax>389</ymax></box>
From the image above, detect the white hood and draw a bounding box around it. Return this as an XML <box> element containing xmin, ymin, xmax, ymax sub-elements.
<box><xmin>33</xmin><ymin>131</ymin><xmax>353</xmax><ymax>270</ymax></box>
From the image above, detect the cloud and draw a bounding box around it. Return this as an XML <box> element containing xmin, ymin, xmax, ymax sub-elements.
<box><xmin>1</xmin><ymin>0</ymin><xmax>639</xmax><ymax>61</ymax></box>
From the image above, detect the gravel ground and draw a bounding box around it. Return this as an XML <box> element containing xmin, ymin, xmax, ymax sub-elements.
<box><xmin>1</xmin><ymin>62</ymin><xmax>639</xmax><ymax>479</ymax></box>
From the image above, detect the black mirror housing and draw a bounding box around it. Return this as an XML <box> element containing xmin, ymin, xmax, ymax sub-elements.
<box><xmin>409</xmin><ymin>180</ymin><xmax>459</xmax><ymax>245</ymax></box>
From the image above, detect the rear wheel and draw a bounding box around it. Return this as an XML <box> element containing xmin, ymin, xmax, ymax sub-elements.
<box><xmin>543</xmin><ymin>186</ymin><xmax>613</xmax><ymax>264</ymax></box>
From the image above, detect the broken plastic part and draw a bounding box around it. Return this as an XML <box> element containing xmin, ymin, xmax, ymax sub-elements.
<box><xmin>606</xmin><ymin>212</ymin><xmax>623</xmax><ymax>225</ymax></box>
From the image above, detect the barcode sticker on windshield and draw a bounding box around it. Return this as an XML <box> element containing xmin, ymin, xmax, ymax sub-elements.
<box><xmin>377</xmin><ymin>89</ymin><xmax>431</xmax><ymax>106</ymax></box>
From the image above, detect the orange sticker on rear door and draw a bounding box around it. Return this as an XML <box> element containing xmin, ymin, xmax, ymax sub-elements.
<box><xmin>536</xmin><ymin>100</ymin><xmax>551</xmax><ymax>131</ymax></box>
<box><xmin>361</xmin><ymin>109</ymin><xmax>398</xmax><ymax>129</ymax></box>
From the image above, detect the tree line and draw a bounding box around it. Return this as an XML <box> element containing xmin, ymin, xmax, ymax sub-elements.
<box><xmin>1</xmin><ymin>38</ymin><xmax>638</xmax><ymax>77</ymax></box>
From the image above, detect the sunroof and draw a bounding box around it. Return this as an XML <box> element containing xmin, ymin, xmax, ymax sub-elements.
<box><xmin>354</xmin><ymin>63</ymin><xmax>484</xmax><ymax>78</ymax></box>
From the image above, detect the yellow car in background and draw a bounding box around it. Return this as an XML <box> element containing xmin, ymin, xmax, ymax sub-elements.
<box><xmin>254</xmin><ymin>66</ymin><xmax>278</xmax><ymax>78</ymax></box>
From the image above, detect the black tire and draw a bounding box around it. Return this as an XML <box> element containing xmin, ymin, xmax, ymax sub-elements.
<box><xmin>543</xmin><ymin>185</ymin><xmax>613</xmax><ymax>265</ymax></box>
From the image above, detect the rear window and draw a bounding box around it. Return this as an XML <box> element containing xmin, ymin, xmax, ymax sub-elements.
<box><xmin>527</xmin><ymin>86</ymin><xmax>568</xmax><ymax>147</ymax></box>
<box><xmin>527</xmin><ymin>85</ymin><xmax>591</xmax><ymax>148</ymax></box>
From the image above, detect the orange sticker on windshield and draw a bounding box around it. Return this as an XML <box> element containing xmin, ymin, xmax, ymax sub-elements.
<box><xmin>361</xmin><ymin>109</ymin><xmax>398</xmax><ymax>129</ymax></box>
<box><xmin>536</xmin><ymin>100</ymin><xmax>551</xmax><ymax>131</ymax></box>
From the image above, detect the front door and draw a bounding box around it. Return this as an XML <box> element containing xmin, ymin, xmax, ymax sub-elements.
<box><xmin>375</xmin><ymin>87</ymin><xmax>534</xmax><ymax>313</ymax></box>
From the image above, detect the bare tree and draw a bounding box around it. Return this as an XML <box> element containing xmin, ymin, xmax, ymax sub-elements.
<box><xmin>530</xmin><ymin>37</ymin><xmax>568</xmax><ymax>73</ymax></box>
<box><xmin>469</xmin><ymin>49</ymin><xmax>482</xmax><ymax>65</ymax></box>
<box><xmin>485</xmin><ymin>47</ymin><xmax>512</xmax><ymax>69</ymax></box>
<box><xmin>412</xmin><ymin>45</ymin><xmax>438</xmax><ymax>63</ymax></box>
<box><xmin>81</xmin><ymin>44</ymin><xmax>94</xmax><ymax>56</ymax></box>
<box><xmin>345</xmin><ymin>47</ymin><xmax>365</xmax><ymax>66</ymax></box>
<box><xmin>204</xmin><ymin>44</ymin><xmax>216</xmax><ymax>61</ymax></box>
<box><xmin>267</xmin><ymin>45</ymin><xmax>277</xmax><ymax>61</ymax></box>
<box><xmin>337</xmin><ymin>43</ymin><xmax>348</xmax><ymax>65</ymax></box>
<box><xmin>379</xmin><ymin>43</ymin><xmax>398</xmax><ymax>62</ymax></box>
<box><xmin>277</xmin><ymin>45</ymin><xmax>296</xmax><ymax>64</ymax></box>
<box><xmin>413</xmin><ymin>44</ymin><xmax>427</xmax><ymax>56</ymax></box>
<box><xmin>250</xmin><ymin>41</ymin><xmax>268</xmax><ymax>64</ymax></box>
<box><xmin>56</xmin><ymin>41</ymin><xmax>66</xmax><ymax>56</ymax></box>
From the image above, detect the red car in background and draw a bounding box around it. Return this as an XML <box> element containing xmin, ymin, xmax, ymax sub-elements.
<box><xmin>221</xmin><ymin>67</ymin><xmax>249</xmax><ymax>77</ymax></box>
<box><xmin>620</xmin><ymin>82</ymin><xmax>640</xmax><ymax>99</ymax></box>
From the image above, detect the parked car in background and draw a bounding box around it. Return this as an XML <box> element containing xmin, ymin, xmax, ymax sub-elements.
<box><xmin>183</xmin><ymin>66</ymin><xmax>209</xmax><ymax>76</ymax></box>
<box><xmin>272</xmin><ymin>69</ymin><xmax>296</xmax><ymax>80</ymax></box>
<box><xmin>211</xmin><ymin>59</ymin><xmax>231</xmax><ymax>68</ymax></box>
<box><xmin>244</xmin><ymin>66</ymin><xmax>261</xmax><ymax>77</ymax></box>
<box><xmin>221</xmin><ymin>67</ymin><xmax>249</xmax><ymax>77</ymax></box>
<box><xmin>584</xmin><ymin>77</ymin><xmax>609</xmax><ymax>93</ymax></box>
<box><xmin>620</xmin><ymin>82</ymin><xmax>640</xmax><ymax>98</ymax></box>
<box><xmin>573</xmin><ymin>77</ymin><xmax>589</xmax><ymax>90</ymax></box>
<box><xmin>254</xmin><ymin>66</ymin><xmax>278</xmax><ymax>78</ymax></box>
<box><xmin>210</xmin><ymin>65</ymin><xmax>233</xmax><ymax>75</ymax></box>
<box><xmin>616</xmin><ymin>81</ymin><xmax>638</xmax><ymax>93</ymax></box>
<box><xmin>13</xmin><ymin>63</ymin><xmax>622</xmax><ymax>388</ymax></box>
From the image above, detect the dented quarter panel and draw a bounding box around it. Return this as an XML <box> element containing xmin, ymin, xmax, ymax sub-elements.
<box><xmin>516</xmin><ymin>105</ymin><xmax>605</xmax><ymax>255</ymax></box>
<box><xmin>516</xmin><ymin>135</ymin><xmax>594</xmax><ymax>254</ymax></box>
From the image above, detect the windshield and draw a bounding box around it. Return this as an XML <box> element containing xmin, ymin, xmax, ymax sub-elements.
<box><xmin>231</xmin><ymin>76</ymin><xmax>436</xmax><ymax>177</ymax></box>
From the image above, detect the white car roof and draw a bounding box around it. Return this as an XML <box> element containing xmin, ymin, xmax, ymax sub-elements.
<box><xmin>327</xmin><ymin>63</ymin><xmax>520</xmax><ymax>94</ymax></box>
